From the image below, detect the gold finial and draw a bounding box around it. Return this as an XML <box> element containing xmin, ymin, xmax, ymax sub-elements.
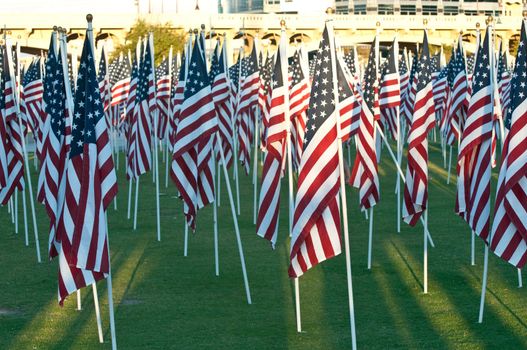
<box><xmin>476</xmin><ymin>22</ymin><xmax>480</xmax><ymax>29</ymax></box>
<box><xmin>53</xmin><ymin>26</ymin><xmax>58</xmax><ymax>31</ymax></box>
<box><xmin>86</xmin><ymin>14</ymin><xmax>93</xmax><ymax>23</ymax></box>
<box><xmin>376</xmin><ymin>21</ymin><xmax>381</xmax><ymax>27</ymax></box>
<box><xmin>280</xmin><ymin>19</ymin><xmax>286</xmax><ymax>28</ymax></box>
<box><xmin>488</xmin><ymin>15</ymin><xmax>494</xmax><ymax>24</ymax></box>
<box><xmin>201</xmin><ymin>24</ymin><xmax>205</xmax><ymax>30</ymax></box>
<box><xmin>523</xmin><ymin>10</ymin><xmax>527</xmax><ymax>18</ymax></box>
<box><xmin>326</xmin><ymin>7</ymin><xmax>334</xmax><ymax>15</ymax></box>
<box><xmin>423</xmin><ymin>19</ymin><xmax>428</xmax><ymax>26</ymax></box>
<box><xmin>193</xmin><ymin>28</ymin><xmax>198</xmax><ymax>35</ymax></box>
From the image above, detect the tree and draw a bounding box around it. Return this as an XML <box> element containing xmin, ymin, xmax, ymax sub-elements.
<box><xmin>112</xmin><ymin>19</ymin><xmax>186</xmax><ymax>65</ymax></box>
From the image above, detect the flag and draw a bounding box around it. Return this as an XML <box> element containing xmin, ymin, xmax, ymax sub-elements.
<box><xmin>289</xmin><ymin>49</ymin><xmax>310</xmax><ymax>169</ymax></box>
<box><xmin>130</xmin><ymin>38</ymin><xmax>155</xmax><ymax>178</ymax></box>
<box><xmin>125</xmin><ymin>55</ymin><xmax>139</xmax><ymax>180</ymax></box>
<box><xmin>155</xmin><ymin>57</ymin><xmax>171</xmax><ymax>140</ymax></box>
<box><xmin>171</xmin><ymin>34</ymin><xmax>217</xmax><ymax>228</ymax></box>
<box><xmin>338</xmin><ymin>53</ymin><xmax>361</xmax><ymax>142</ymax></box>
<box><xmin>379</xmin><ymin>40</ymin><xmax>401</xmax><ymax>141</ymax></box>
<box><xmin>0</xmin><ymin>44</ymin><xmax>24</xmax><ymax>205</ymax></box>
<box><xmin>56</xmin><ymin>33</ymin><xmax>117</xmax><ymax>305</ymax></box>
<box><xmin>20</xmin><ymin>59</ymin><xmax>44</xmax><ymax>158</ymax></box>
<box><xmin>110</xmin><ymin>55</ymin><xmax>131</xmax><ymax>107</ymax></box>
<box><xmin>97</xmin><ymin>47</ymin><xmax>111</xmax><ymax>112</ymax></box>
<box><xmin>257</xmin><ymin>32</ymin><xmax>287</xmax><ymax>246</ymax></box>
<box><xmin>498</xmin><ymin>43</ymin><xmax>511</xmax><ymax>120</ymax></box>
<box><xmin>490</xmin><ymin>20</ymin><xmax>527</xmax><ymax>268</ymax></box>
<box><xmin>350</xmin><ymin>37</ymin><xmax>380</xmax><ymax>210</ymax></box>
<box><xmin>403</xmin><ymin>31</ymin><xmax>436</xmax><ymax>226</ymax></box>
<box><xmin>289</xmin><ymin>24</ymin><xmax>341</xmax><ymax>278</ymax></box>
<box><xmin>446</xmin><ymin>39</ymin><xmax>468</xmax><ymax>145</ymax></box>
<box><xmin>210</xmin><ymin>40</ymin><xmax>234</xmax><ymax>169</ymax></box>
<box><xmin>456</xmin><ymin>27</ymin><xmax>493</xmax><ymax>241</ymax></box>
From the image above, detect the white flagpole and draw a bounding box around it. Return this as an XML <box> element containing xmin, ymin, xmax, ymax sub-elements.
<box><xmin>6</xmin><ymin>36</ymin><xmax>41</xmax><ymax>263</ymax></box>
<box><xmin>447</xmin><ymin>145</ymin><xmax>453</xmax><ymax>184</ymax></box>
<box><xmin>127</xmin><ymin>179</ymin><xmax>133</xmax><ymax>219</ymax></box>
<box><xmin>471</xmin><ymin>230</ymin><xmax>476</xmax><ymax>266</ymax></box>
<box><xmin>424</xmin><ymin>208</ymin><xmax>429</xmax><ymax>293</ymax></box>
<box><xmin>328</xmin><ymin>17</ymin><xmax>357</xmax><ymax>350</ymax></box>
<box><xmin>184</xmin><ymin>221</ymin><xmax>189</xmax><ymax>257</ymax></box>
<box><xmin>148</xmin><ymin>33</ymin><xmax>162</xmax><ymax>242</ymax></box>
<box><xmin>234</xmin><ymin>46</ymin><xmax>243</xmax><ymax>216</ymax></box>
<box><xmin>395</xmin><ymin>37</ymin><xmax>402</xmax><ymax>234</ymax></box>
<box><xmin>278</xmin><ymin>20</ymin><xmax>302</xmax><ymax>333</ymax></box>
<box><xmin>215</xmin><ymin>131</ymin><xmax>252</xmax><ymax>303</ymax></box>
<box><xmin>133</xmin><ymin>177</ymin><xmax>140</xmax><ymax>230</ymax></box>
<box><xmin>479</xmin><ymin>17</ymin><xmax>497</xmax><ymax>323</ymax></box>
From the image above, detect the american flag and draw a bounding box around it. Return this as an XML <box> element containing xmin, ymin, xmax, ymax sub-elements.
<box><xmin>171</xmin><ymin>35</ymin><xmax>217</xmax><ymax>229</ymax></box>
<box><xmin>337</xmin><ymin>54</ymin><xmax>361</xmax><ymax>142</ymax></box>
<box><xmin>125</xmin><ymin>56</ymin><xmax>139</xmax><ymax>180</ymax></box>
<box><xmin>402</xmin><ymin>31</ymin><xmax>436</xmax><ymax>226</ymax></box>
<box><xmin>56</xmin><ymin>34</ymin><xmax>117</xmax><ymax>305</ymax></box>
<box><xmin>40</xmin><ymin>42</ymin><xmax>69</xmax><ymax>259</ymax></box>
<box><xmin>130</xmin><ymin>38</ymin><xmax>155</xmax><ymax>178</ymax></box>
<box><xmin>110</xmin><ymin>56</ymin><xmax>131</xmax><ymax>107</ymax></box>
<box><xmin>20</xmin><ymin>58</ymin><xmax>44</xmax><ymax>155</ymax></box>
<box><xmin>401</xmin><ymin>50</ymin><xmax>419</xmax><ymax>126</ymax></box>
<box><xmin>210</xmin><ymin>40</ymin><xmax>234</xmax><ymax>169</ymax></box>
<box><xmin>433</xmin><ymin>67</ymin><xmax>449</xmax><ymax>132</ymax></box>
<box><xmin>155</xmin><ymin>57</ymin><xmax>171</xmax><ymax>140</ymax></box>
<box><xmin>379</xmin><ymin>40</ymin><xmax>401</xmax><ymax>141</ymax></box>
<box><xmin>350</xmin><ymin>37</ymin><xmax>380</xmax><ymax>210</ymax></box>
<box><xmin>446</xmin><ymin>39</ymin><xmax>468</xmax><ymax>145</ymax></box>
<box><xmin>237</xmin><ymin>47</ymin><xmax>259</xmax><ymax>176</ymax></box>
<box><xmin>0</xmin><ymin>44</ymin><xmax>24</xmax><ymax>206</ymax></box>
<box><xmin>258</xmin><ymin>52</ymin><xmax>274</xmax><ymax>150</ymax></box>
<box><xmin>169</xmin><ymin>50</ymin><xmax>187</xmax><ymax>152</ymax></box>
<box><xmin>490</xmin><ymin>20</ymin><xmax>527</xmax><ymax>268</ymax></box>
<box><xmin>456</xmin><ymin>27</ymin><xmax>493</xmax><ymax>242</ymax></box>
<box><xmin>97</xmin><ymin>47</ymin><xmax>110</xmax><ymax>112</ymax></box>
<box><xmin>399</xmin><ymin>50</ymin><xmax>409</xmax><ymax>100</ymax></box>
<box><xmin>289</xmin><ymin>49</ymin><xmax>310</xmax><ymax>169</ymax></box>
<box><xmin>498</xmin><ymin>43</ymin><xmax>511</xmax><ymax>120</ymax></box>
<box><xmin>257</xmin><ymin>33</ymin><xmax>287</xmax><ymax>246</ymax></box>
<box><xmin>289</xmin><ymin>24</ymin><xmax>341</xmax><ymax>278</ymax></box>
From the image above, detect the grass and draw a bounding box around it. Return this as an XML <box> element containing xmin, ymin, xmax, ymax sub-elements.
<box><xmin>0</xmin><ymin>140</ymin><xmax>526</xmax><ymax>349</ymax></box>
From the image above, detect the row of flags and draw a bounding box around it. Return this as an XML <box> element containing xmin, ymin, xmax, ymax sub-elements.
<box><xmin>4</xmin><ymin>18</ymin><xmax>527</xmax><ymax>304</ymax></box>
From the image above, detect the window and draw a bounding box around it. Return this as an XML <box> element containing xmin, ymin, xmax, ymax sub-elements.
<box><xmin>444</xmin><ymin>6</ymin><xmax>458</xmax><ymax>15</ymax></box>
<box><xmin>464</xmin><ymin>10</ymin><xmax>478</xmax><ymax>16</ymax></box>
<box><xmin>422</xmin><ymin>5</ymin><xmax>437</xmax><ymax>15</ymax></box>
<box><xmin>354</xmin><ymin>4</ymin><xmax>367</xmax><ymax>14</ymax></box>
<box><xmin>400</xmin><ymin>4</ymin><xmax>416</xmax><ymax>15</ymax></box>
<box><xmin>378</xmin><ymin>4</ymin><xmax>394</xmax><ymax>15</ymax></box>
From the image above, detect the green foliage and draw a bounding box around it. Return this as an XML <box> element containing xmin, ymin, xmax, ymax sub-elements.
<box><xmin>112</xmin><ymin>19</ymin><xmax>185</xmax><ymax>65</ymax></box>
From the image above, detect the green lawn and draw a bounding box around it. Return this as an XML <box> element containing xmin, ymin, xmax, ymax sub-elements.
<box><xmin>1</xmin><ymin>141</ymin><xmax>526</xmax><ymax>349</ymax></box>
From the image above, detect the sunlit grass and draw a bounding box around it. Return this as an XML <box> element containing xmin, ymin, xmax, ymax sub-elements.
<box><xmin>1</xmin><ymin>139</ymin><xmax>526</xmax><ymax>349</ymax></box>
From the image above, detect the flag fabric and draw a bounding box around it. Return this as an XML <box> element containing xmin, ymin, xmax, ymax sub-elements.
<box><xmin>289</xmin><ymin>49</ymin><xmax>310</xmax><ymax>169</ymax></box>
<box><xmin>55</xmin><ymin>33</ymin><xmax>117</xmax><ymax>305</ymax></box>
<box><xmin>490</xmin><ymin>20</ymin><xmax>527</xmax><ymax>268</ymax></box>
<box><xmin>258</xmin><ymin>53</ymin><xmax>274</xmax><ymax>150</ymax></box>
<box><xmin>40</xmin><ymin>43</ymin><xmax>70</xmax><ymax>259</ymax></box>
<box><xmin>130</xmin><ymin>38</ymin><xmax>155</xmax><ymax>179</ymax></box>
<box><xmin>350</xmin><ymin>37</ymin><xmax>380</xmax><ymax>210</ymax></box>
<box><xmin>97</xmin><ymin>47</ymin><xmax>110</xmax><ymax>112</ymax></box>
<box><xmin>171</xmin><ymin>35</ymin><xmax>217</xmax><ymax>229</ymax></box>
<box><xmin>401</xmin><ymin>50</ymin><xmax>418</xmax><ymax>126</ymax></box>
<box><xmin>455</xmin><ymin>27</ymin><xmax>493</xmax><ymax>241</ymax></box>
<box><xmin>125</xmin><ymin>56</ymin><xmax>139</xmax><ymax>180</ymax></box>
<box><xmin>210</xmin><ymin>40</ymin><xmax>234</xmax><ymax>169</ymax></box>
<box><xmin>446</xmin><ymin>39</ymin><xmax>468</xmax><ymax>145</ymax></box>
<box><xmin>155</xmin><ymin>57</ymin><xmax>171</xmax><ymax>140</ymax></box>
<box><xmin>338</xmin><ymin>53</ymin><xmax>362</xmax><ymax>142</ymax></box>
<box><xmin>0</xmin><ymin>44</ymin><xmax>24</xmax><ymax>205</ymax></box>
<box><xmin>257</xmin><ymin>33</ymin><xmax>287</xmax><ymax>246</ymax></box>
<box><xmin>433</xmin><ymin>67</ymin><xmax>449</xmax><ymax>132</ymax></box>
<box><xmin>289</xmin><ymin>24</ymin><xmax>341</xmax><ymax>278</ymax></box>
<box><xmin>379</xmin><ymin>41</ymin><xmax>401</xmax><ymax>141</ymax></box>
<box><xmin>498</xmin><ymin>44</ymin><xmax>511</xmax><ymax>120</ymax></box>
<box><xmin>20</xmin><ymin>59</ymin><xmax>44</xmax><ymax>159</ymax></box>
<box><xmin>110</xmin><ymin>56</ymin><xmax>131</xmax><ymax>107</ymax></box>
<box><xmin>402</xmin><ymin>31</ymin><xmax>436</xmax><ymax>226</ymax></box>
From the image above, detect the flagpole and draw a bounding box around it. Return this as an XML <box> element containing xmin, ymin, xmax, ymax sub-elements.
<box><xmin>395</xmin><ymin>34</ymin><xmax>402</xmax><ymax>234</ymax></box>
<box><xmin>234</xmin><ymin>46</ymin><xmax>243</xmax><ymax>216</ymax></box>
<box><xmin>479</xmin><ymin>16</ymin><xmax>495</xmax><ymax>323</ymax></box>
<box><xmin>76</xmin><ymin>18</ymin><xmax>110</xmax><ymax>344</ymax></box>
<box><xmin>215</xmin><ymin>131</ymin><xmax>252</xmax><ymax>304</ymax></box>
<box><xmin>148</xmin><ymin>32</ymin><xmax>162</xmax><ymax>242</ymax></box>
<box><xmin>327</xmin><ymin>15</ymin><xmax>357</xmax><ymax>350</ymax></box>
<box><xmin>6</xmin><ymin>35</ymin><xmax>41</xmax><ymax>263</ymax></box>
<box><xmin>252</xmin><ymin>34</ymin><xmax>260</xmax><ymax>226</ymax></box>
